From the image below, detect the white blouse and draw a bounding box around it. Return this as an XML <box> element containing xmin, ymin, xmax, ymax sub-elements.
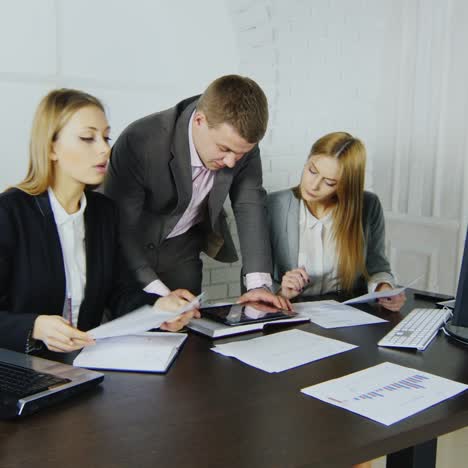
<box><xmin>48</xmin><ymin>188</ymin><xmax>87</xmax><ymax>327</ymax></box>
<box><xmin>297</xmin><ymin>200</ymin><xmax>394</xmax><ymax>294</ymax></box>
<box><xmin>298</xmin><ymin>200</ymin><xmax>340</xmax><ymax>295</ymax></box>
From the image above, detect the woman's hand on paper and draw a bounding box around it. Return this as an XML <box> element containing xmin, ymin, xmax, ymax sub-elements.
<box><xmin>32</xmin><ymin>315</ymin><xmax>94</xmax><ymax>352</ymax></box>
<box><xmin>279</xmin><ymin>268</ymin><xmax>310</xmax><ymax>300</ymax></box>
<box><xmin>376</xmin><ymin>283</ymin><xmax>407</xmax><ymax>312</ymax></box>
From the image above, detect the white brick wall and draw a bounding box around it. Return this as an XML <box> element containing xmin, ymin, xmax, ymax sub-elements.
<box><xmin>204</xmin><ymin>0</ymin><xmax>387</xmax><ymax>300</ymax></box>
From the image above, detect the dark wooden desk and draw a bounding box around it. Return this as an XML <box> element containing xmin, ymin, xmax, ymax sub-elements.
<box><xmin>1</xmin><ymin>292</ymin><xmax>467</xmax><ymax>468</ymax></box>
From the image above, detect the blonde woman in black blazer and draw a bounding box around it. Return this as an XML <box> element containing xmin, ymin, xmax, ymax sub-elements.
<box><xmin>0</xmin><ymin>89</ymin><xmax>199</xmax><ymax>354</ymax></box>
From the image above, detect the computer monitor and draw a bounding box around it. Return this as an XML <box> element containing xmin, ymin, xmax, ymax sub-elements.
<box><xmin>445</xmin><ymin>226</ymin><xmax>468</xmax><ymax>343</ymax></box>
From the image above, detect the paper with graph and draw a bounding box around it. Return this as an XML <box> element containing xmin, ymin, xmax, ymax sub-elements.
<box><xmin>301</xmin><ymin>362</ymin><xmax>468</xmax><ymax>425</ymax></box>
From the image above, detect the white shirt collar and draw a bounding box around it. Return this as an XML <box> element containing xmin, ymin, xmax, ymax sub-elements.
<box><xmin>300</xmin><ymin>199</ymin><xmax>333</xmax><ymax>229</ymax></box>
<box><xmin>188</xmin><ymin>111</ymin><xmax>205</xmax><ymax>168</ymax></box>
<box><xmin>48</xmin><ymin>187</ymin><xmax>87</xmax><ymax>226</ymax></box>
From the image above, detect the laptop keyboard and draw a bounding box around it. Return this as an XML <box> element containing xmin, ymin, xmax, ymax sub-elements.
<box><xmin>0</xmin><ymin>361</ymin><xmax>71</xmax><ymax>398</ymax></box>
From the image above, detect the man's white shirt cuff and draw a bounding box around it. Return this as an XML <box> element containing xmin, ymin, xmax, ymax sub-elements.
<box><xmin>144</xmin><ymin>279</ymin><xmax>171</xmax><ymax>296</ymax></box>
<box><xmin>245</xmin><ymin>272</ymin><xmax>273</xmax><ymax>291</ymax></box>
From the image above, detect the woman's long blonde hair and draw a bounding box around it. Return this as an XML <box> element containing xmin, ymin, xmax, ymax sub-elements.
<box><xmin>15</xmin><ymin>88</ymin><xmax>105</xmax><ymax>195</ymax></box>
<box><xmin>300</xmin><ymin>131</ymin><xmax>367</xmax><ymax>292</ymax></box>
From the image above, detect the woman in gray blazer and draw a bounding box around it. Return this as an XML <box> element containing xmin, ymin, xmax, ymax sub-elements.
<box><xmin>267</xmin><ymin>131</ymin><xmax>405</xmax><ymax>312</ymax></box>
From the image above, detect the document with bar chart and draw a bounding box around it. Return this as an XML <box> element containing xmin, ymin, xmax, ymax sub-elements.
<box><xmin>301</xmin><ymin>362</ymin><xmax>468</xmax><ymax>425</ymax></box>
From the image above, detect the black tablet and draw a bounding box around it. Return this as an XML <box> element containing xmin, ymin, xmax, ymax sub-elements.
<box><xmin>200</xmin><ymin>301</ymin><xmax>297</xmax><ymax>326</ymax></box>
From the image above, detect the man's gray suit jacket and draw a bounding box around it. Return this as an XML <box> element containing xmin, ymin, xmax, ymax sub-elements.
<box><xmin>103</xmin><ymin>96</ymin><xmax>272</xmax><ymax>286</ymax></box>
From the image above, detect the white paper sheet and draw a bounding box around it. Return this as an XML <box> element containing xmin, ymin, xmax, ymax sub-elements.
<box><xmin>301</xmin><ymin>362</ymin><xmax>468</xmax><ymax>426</ymax></box>
<box><xmin>343</xmin><ymin>275</ymin><xmax>423</xmax><ymax>305</ymax></box>
<box><xmin>90</xmin><ymin>293</ymin><xmax>204</xmax><ymax>339</ymax></box>
<box><xmin>211</xmin><ymin>329</ymin><xmax>357</xmax><ymax>373</ymax></box>
<box><xmin>292</xmin><ymin>301</ymin><xmax>387</xmax><ymax>328</ymax></box>
<box><xmin>343</xmin><ymin>287</ymin><xmax>406</xmax><ymax>305</ymax></box>
<box><xmin>73</xmin><ymin>332</ymin><xmax>187</xmax><ymax>372</ymax></box>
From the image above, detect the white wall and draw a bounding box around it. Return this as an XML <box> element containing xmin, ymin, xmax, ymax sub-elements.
<box><xmin>0</xmin><ymin>0</ymin><xmax>238</xmax><ymax>190</ymax></box>
<box><xmin>1</xmin><ymin>0</ymin><xmax>467</xmax><ymax>297</ymax></box>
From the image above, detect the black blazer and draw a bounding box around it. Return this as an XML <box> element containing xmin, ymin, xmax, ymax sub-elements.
<box><xmin>0</xmin><ymin>188</ymin><xmax>158</xmax><ymax>353</ymax></box>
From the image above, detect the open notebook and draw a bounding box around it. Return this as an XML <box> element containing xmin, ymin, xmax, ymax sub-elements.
<box><xmin>73</xmin><ymin>332</ymin><xmax>187</xmax><ymax>373</ymax></box>
<box><xmin>73</xmin><ymin>296</ymin><xmax>202</xmax><ymax>373</ymax></box>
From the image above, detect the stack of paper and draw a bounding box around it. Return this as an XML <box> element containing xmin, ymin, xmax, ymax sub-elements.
<box><xmin>211</xmin><ymin>329</ymin><xmax>357</xmax><ymax>373</ymax></box>
<box><xmin>301</xmin><ymin>362</ymin><xmax>468</xmax><ymax>425</ymax></box>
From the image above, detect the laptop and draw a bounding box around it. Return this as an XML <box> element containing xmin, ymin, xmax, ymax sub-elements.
<box><xmin>0</xmin><ymin>348</ymin><xmax>104</xmax><ymax>419</ymax></box>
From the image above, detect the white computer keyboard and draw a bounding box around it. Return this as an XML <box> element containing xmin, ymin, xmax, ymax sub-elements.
<box><xmin>378</xmin><ymin>308</ymin><xmax>452</xmax><ymax>351</ymax></box>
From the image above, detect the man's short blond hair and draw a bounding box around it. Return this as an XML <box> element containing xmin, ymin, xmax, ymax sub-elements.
<box><xmin>197</xmin><ymin>75</ymin><xmax>268</xmax><ymax>143</ymax></box>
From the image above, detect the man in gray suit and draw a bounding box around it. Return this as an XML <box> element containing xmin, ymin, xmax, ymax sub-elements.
<box><xmin>103</xmin><ymin>75</ymin><xmax>289</xmax><ymax>309</ymax></box>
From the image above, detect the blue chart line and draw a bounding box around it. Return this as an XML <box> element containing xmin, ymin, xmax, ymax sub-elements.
<box><xmin>352</xmin><ymin>374</ymin><xmax>429</xmax><ymax>401</ymax></box>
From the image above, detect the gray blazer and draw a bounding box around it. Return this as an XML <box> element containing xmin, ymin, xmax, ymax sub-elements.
<box><xmin>103</xmin><ymin>96</ymin><xmax>272</xmax><ymax>286</ymax></box>
<box><xmin>267</xmin><ymin>188</ymin><xmax>393</xmax><ymax>292</ymax></box>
